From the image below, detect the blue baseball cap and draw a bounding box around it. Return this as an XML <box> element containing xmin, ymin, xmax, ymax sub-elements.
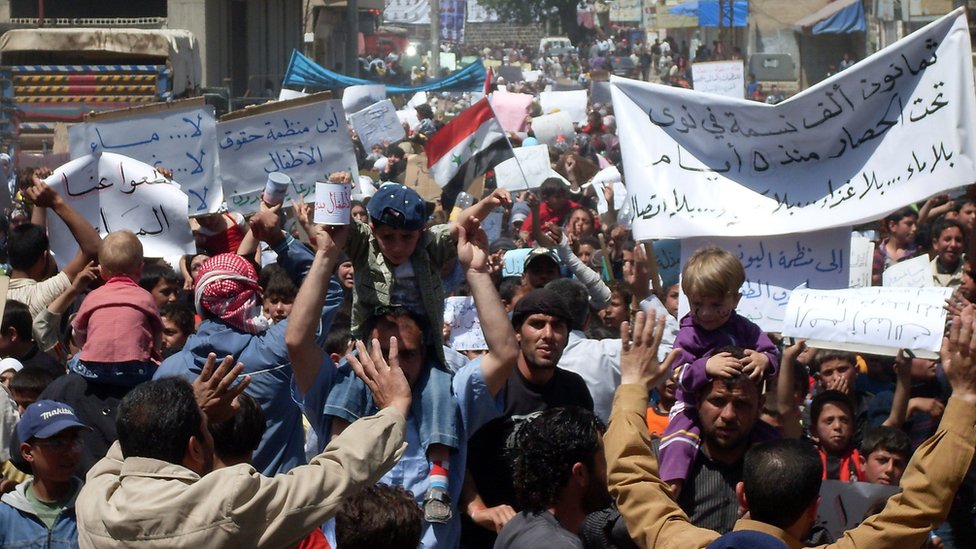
<box><xmin>367</xmin><ymin>183</ymin><xmax>427</xmax><ymax>231</ymax></box>
<box><xmin>18</xmin><ymin>400</ymin><xmax>90</xmax><ymax>443</ymax></box>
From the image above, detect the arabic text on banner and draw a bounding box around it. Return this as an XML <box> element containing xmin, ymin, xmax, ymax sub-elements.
<box><xmin>613</xmin><ymin>9</ymin><xmax>976</xmax><ymax>239</ymax></box>
<box><xmin>781</xmin><ymin>286</ymin><xmax>952</xmax><ymax>357</ymax></box>
<box><xmin>217</xmin><ymin>98</ymin><xmax>359</xmax><ymax>215</ymax></box>
<box><xmin>45</xmin><ymin>153</ymin><xmax>195</xmax><ymax>261</ymax></box>
<box><xmin>349</xmin><ymin>99</ymin><xmax>407</xmax><ymax>150</ymax></box>
<box><xmin>679</xmin><ymin>227</ymin><xmax>851</xmax><ymax>333</ymax></box>
<box><xmin>68</xmin><ymin>105</ymin><xmax>220</xmax><ymax>215</ymax></box>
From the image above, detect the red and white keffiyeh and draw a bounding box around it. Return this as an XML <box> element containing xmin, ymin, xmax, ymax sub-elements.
<box><xmin>194</xmin><ymin>254</ymin><xmax>271</xmax><ymax>334</ymax></box>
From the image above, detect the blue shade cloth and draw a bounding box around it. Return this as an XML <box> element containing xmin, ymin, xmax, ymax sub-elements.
<box><xmin>282</xmin><ymin>49</ymin><xmax>486</xmax><ymax>93</ymax></box>
<box><xmin>668</xmin><ymin>1</ymin><xmax>749</xmax><ymax>27</ymax></box>
<box><xmin>812</xmin><ymin>0</ymin><xmax>866</xmax><ymax>34</ymax></box>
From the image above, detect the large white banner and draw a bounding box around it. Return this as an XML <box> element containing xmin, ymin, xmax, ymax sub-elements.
<box><xmin>539</xmin><ymin>90</ymin><xmax>588</xmax><ymax>125</ymax></box>
<box><xmin>68</xmin><ymin>102</ymin><xmax>220</xmax><ymax>215</ymax></box>
<box><xmin>45</xmin><ymin>153</ymin><xmax>195</xmax><ymax>260</ymax></box>
<box><xmin>691</xmin><ymin>61</ymin><xmax>745</xmax><ymax>98</ymax></box>
<box><xmin>613</xmin><ymin>9</ymin><xmax>976</xmax><ymax>240</ymax></box>
<box><xmin>680</xmin><ymin>227</ymin><xmax>851</xmax><ymax>333</ymax></box>
<box><xmin>217</xmin><ymin>96</ymin><xmax>359</xmax><ymax>214</ymax></box>
<box><xmin>781</xmin><ymin>286</ymin><xmax>952</xmax><ymax>358</ymax></box>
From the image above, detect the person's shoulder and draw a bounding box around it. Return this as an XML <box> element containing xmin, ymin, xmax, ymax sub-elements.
<box><xmin>39</xmin><ymin>372</ymin><xmax>87</xmax><ymax>400</ymax></box>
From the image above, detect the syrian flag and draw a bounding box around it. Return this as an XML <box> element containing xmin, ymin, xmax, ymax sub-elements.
<box><xmin>425</xmin><ymin>97</ymin><xmax>514</xmax><ymax>189</ymax></box>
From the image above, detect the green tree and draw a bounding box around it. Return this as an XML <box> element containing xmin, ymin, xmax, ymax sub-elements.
<box><xmin>479</xmin><ymin>0</ymin><xmax>590</xmax><ymax>46</ymax></box>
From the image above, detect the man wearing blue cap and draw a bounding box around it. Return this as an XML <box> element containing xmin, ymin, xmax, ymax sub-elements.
<box><xmin>0</xmin><ymin>400</ymin><xmax>90</xmax><ymax>548</ymax></box>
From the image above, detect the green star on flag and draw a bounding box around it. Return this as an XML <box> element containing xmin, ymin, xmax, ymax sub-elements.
<box><xmin>451</xmin><ymin>153</ymin><xmax>462</xmax><ymax>166</ymax></box>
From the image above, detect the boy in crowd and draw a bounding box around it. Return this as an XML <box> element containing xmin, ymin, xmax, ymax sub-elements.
<box><xmin>872</xmin><ymin>207</ymin><xmax>919</xmax><ymax>285</ymax></box>
<box><xmin>0</xmin><ymin>301</ymin><xmax>63</xmax><ymax>378</ymax></box>
<box><xmin>860</xmin><ymin>426</ymin><xmax>912</xmax><ymax>486</ymax></box>
<box><xmin>159</xmin><ymin>303</ymin><xmax>195</xmax><ymax>358</ymax></box>
<box><xmin>811</xmin><ymin>390</ymin><xmax>864</xmax><ymax>481</ymax></box>
<box><xmin>0</xmin><ymin>400</ymin><xmax>90</xmax><ymax>548</ymax></box>
<box><xmin>138</xmin><ymin>263</ymin><xmax>181</xmax><ymax>308</ymax></box>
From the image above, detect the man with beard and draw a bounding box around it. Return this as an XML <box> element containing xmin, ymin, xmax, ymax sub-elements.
<box><xmin>675</xmin><ymin>369</ymin><xmax>771</xmax><ymax>533</ymax></box>
<box><xmin>494</xmin><ymin>407</ymin><xmax>608</xmax><ymax>548</ymax></box>
<box><xmin>462</xmin><ymin>288</ymin><xmax>593</xmax><ymax>548</ymax></box>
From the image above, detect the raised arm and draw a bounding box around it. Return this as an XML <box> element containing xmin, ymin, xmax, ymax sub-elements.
<box><xmin>881</xmin><ymin>351</ymin><xmax>912</xmax><ymax>428</ymax></box>
<box><xmin>454</xmin><ymin>188</ymin><xmax>511</xmax><ymax>237</ymax></box>
<box><xmin>285</xmin><ymin>223</ymin><xmax>348</xmax><ymax>395</ymax></box>
<box><xmin>833</xmin><ymin>306</ymin><xmax>976</xmax><ymax>549</ymax></box>
<box><xmin>456</xmin><ymin>218</ymin><xmax>518</xmax><ymax>396</ymax></box>
<box><xmin>776</xmin><ymin>339</ymin><xmax>805</xmax><ymax>439</ymax></box>
<box><xmin>26</xmin><ymin>176</ymin><xmax>102</xmax><ymax>278</ymax></box>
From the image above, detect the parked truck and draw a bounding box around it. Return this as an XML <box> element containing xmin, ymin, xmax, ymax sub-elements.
<box><xmin>0</xmin><ymin>27</ymin><xmax>201</xmax><ymax>156</ymax></box>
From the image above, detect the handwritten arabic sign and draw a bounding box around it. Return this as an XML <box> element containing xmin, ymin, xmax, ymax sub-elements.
<box><xmin>502</xmin><ymin>248</ymin><xmax>532</xmax><ymax>277</ymax></box>
<box><xmin>444</xmin><ymin>296</ymin><xmax>488</xmax><ymax>351</ymax></box>
<box><xmin>45</xmin><ymin>152</ymin><xmax>195</xmax><ymax>261</ymax></box>
<box><xmin>681</xmin><ymin>228</ymin><xmax>851</xmax><ymax>332</ymax></box>
<box><xmin>613</xmin><ymin>9</ymin><xmax>976</xmax><ymax>239</ymax></box>
<box><xmin>849</xmin><ymin>235</ymin><xmax>874</xmax><ymax>288</ymax></box>
<box><xmin>690</xmin><ymin>61</ymin><xmax>745</xmax><ymax>98</ymax></box>
<box><xmin>349</xmin><ymin>99</ymin><xmax>406</xmax><ymax>150</ymax></box>
<box><xmin>882</xmin><ymin>253</ymin><xmax>932</xmax><ymax>287</ymax></box>
<box><xmin>781</xmin><ymin>286</ymin><xmax>952</xmax><ymax>358</ymax></box>
<box><xmin>652</xmin><ymin>239</ymin><xmax>681</xmax><ymax>288</ymax></box>
<box><xmin>217</xmin><ymin>96</ymin><xmax>359</xmax><ymax>215</ymax></box>
<box><xmin>494</xmin><ymin>145</ymin><xmax>552</xmax><ymax>191</ymax></box>
<box><xmin>68</xmin><ymin>102</ymin><xmax>219</xmax><ymax>214</ymax></box>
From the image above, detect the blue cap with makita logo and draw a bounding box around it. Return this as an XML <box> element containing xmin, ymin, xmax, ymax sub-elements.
<box><xmin>367</xmin><ymin>183</ymin><xmax>427</xmax><ymax>231</ymax></box>
<box><xmin>18</xmin><ymin>400</ymin><xmax>91</xmax><ymax>443</ymax></box>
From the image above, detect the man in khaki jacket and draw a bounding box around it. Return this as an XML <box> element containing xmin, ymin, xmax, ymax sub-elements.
<box><xmin>605</xmin><ymin>308</ymin><xmax>976</xmax><ymax>549</ymax></box>
<box><xmin>74</xmin><ymin>332</ymin><xmax>411</xmax><ymax>548</ymax></box>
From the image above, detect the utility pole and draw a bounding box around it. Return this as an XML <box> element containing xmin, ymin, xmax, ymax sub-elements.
<box><xmin>430</xmin><ymin>0</ymin><xmax>441</xmax><ymax>78</ymax></box>
<box><xmin>346</xmin><ymin>0</ymin><xmax>360</xmax><ymax>77</ymax></box>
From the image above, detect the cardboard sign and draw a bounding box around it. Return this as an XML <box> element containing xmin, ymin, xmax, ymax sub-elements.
<box><xmin>403</xmin><ymin>154</ymin><xmax>443</xmax><ymax>201</ymax></box>
<box><xmin>444</xmin><ymin>296</ymin><xmax>488</xmax><ymax>351</ymax></box>
<box><xmin>349</xmin><ymin>99</ymin><xmax>406</xmax><ymax>149</ymax></box>
<box><xmin>531</xmin><ymin>111</ymin><xmax>575</xmax><ymax>148</ymax></box>
<box><xmin>217</xmin><ymin>94</ymin><xmax>359</xmax><ymax>214</ymax></box>
<box><xmin>494</xmin><ymin>145</ymin><xmax>552</xmax><ymax>191</ymax></box>
<box><xmin>882</xmin><ymin>254</ymin><xmax>932</xmax><ymax>287</ymax></box>
<box><xmin>45</xmin><ymin>152</ymin><xmax>195</xmax><ymax>260</ymax></box>
<box><xmin>68</xmin><ymin>98</ymin><xmax>220</xmax><ymax>214</ymax></box>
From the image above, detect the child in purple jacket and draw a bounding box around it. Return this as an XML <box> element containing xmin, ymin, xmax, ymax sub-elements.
<box><xmin>660</xmin><ymin>246</ymin><xmax>780</xmax><ymax>496</ymax></box>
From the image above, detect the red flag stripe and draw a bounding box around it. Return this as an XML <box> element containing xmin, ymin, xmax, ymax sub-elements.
<box><xmin>425</xmin><ymin>98</ymin><xmax>497</xmax><ymax>165</ymax></box>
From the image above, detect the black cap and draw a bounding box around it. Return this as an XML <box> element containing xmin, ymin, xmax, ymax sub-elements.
<box><xmin>511</xmin><ymin>288</ymin><xmax>573</xmax><ymax>329</ymax></box>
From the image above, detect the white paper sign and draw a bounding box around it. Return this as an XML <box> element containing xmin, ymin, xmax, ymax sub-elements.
<box><xmin>590</xmin><ymin>166</ymin><xmax>628</xmax><ymax>214</ymax></box>
<box><xmin>68</xmin><ymin>105</ymin><xmax>219</xmax><ymax>214</ymax></box>
<box><xmin>349</xmin><ymin>99</ymin><xmax>407</xmax><ymax>150</ymax></box>
<box><xmin>781</xmin><ymin>286</ymin><xmax>952</xmax><ymax>357</ymax></box>
<box><xmin>444</xmin><ymin>296</ymin><xmax>488</xmax><ymax>351</ymax></box>
<box><xmin>531</xmin><ymin>111</ymin><xmax>575</xmax><ymax>148</ymax></box>
<box><xmin>494</xmin><ymin>145</ymin><xmax>552</xmax><ymax>190</ymax></box>
<box><xmin>45</xmin><ymin>153</ymin><xmax>195</xmax><ymax>260</ymax></box>
<box><xmin>314</xmin><ymin>182</ymin><xmax>351</xmax><ymax>225</ymax></box>
<box><xmin>342</xmin><ymin>85</ymin><xmax>387</xmax><ymax>113</ymax></box>
<box><xmin>681</xmin><ymin>228</ymin><xmax>851</xmax><ymax>333</ymax></box>
<box><xmin>614</xmin><ymin>10</ymin><xmax>976</xmax><ymax>240</ymax></box>
<box><xmin>691</xmin><ymin>60</ymin><xmax>745</xmax><ymax>98</ymax></box>
<box><xmin>849</xmin><ymin>235</ymin><xmax>875</xmax><ymax>288</ymax></box>
<box><xmin>882</xmin><ymin>253</ymin><xmax>932</xmax><ymax>287</ymax></box>
<box><xmin>217</xmin><ymin>97</ymin><xmax>359</xmax><ymax>215</ymax></box>
<box><xmin>540</xmin><ymin>89</ymin><xmax>588</xmax><ymax>125</ymax></box>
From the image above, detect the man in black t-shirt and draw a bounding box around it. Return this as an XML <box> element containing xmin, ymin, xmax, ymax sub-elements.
<box><xmin>462</xmin><ymin>288</ymin><xmax>593</xmax><ymax>548</ymax></box>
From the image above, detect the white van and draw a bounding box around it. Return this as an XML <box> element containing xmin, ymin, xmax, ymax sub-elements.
<box><xmin>539</xmin><ymin>37</ymin><xmax>574</xmax><ymax>57</ymax></box>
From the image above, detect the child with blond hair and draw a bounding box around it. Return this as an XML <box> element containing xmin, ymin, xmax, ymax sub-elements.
<box><xmin>660</xmin><ymin>246</ymin><xmax>780</xmax><ymax>495</ymax></box>
<box><xmin>72</xmin><ymin>231</ymin><xmax>163</xmax><ymax>384</ymax></box>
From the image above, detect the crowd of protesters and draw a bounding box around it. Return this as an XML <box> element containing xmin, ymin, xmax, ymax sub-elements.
<box><xmin>0</xmin><ymin>48</ymin><xmax>971</xmax><ymax>549</ymax></box>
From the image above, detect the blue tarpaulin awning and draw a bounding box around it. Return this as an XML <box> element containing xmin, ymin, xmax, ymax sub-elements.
<box><xmin>281</xmin><ymin>50</ymin><xmax>487</xmax><ymax>93</ymax></box>
<box><xmin>794</xmin><ymin>0</ymin><xmax>866</xmax><ymax>34</ymax></box>
<box><xmin>668</xmin><ymin>1</ymin><xmax>749</xmax><ymax>27</ymax></box>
